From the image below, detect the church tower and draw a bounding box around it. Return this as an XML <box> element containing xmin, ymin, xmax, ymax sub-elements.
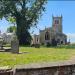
<box><xmin>52</xmin><ymin>15</ymin><xmax>62</xmax><ymax>33</ymax></box>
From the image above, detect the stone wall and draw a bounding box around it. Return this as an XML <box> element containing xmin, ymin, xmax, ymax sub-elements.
<box><xmin>14</xmin><ymin>60</ymin><xmax>75</xmax><ymax>75</ymax></box>
<box><xmin>0</xmin><ymin>69</ymin><xmax>13</xmax><ymax>75</ymax></box>
<box><xmin>1</xmin><ymin>61</ymin><xmax>75</xmax><ymax>75</ymax></box>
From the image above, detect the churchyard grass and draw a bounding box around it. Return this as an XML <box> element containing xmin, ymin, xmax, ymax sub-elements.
<box><xmin>0</xmin><ymin>46</ymin><xmax>75</xmax><ymax>67</ymax></box>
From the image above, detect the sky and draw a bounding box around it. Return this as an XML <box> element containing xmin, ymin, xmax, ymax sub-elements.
<box><xmin>0</xmin><ymin>1</ymin><xmax>75</xmax><ymax>43</ymax></box>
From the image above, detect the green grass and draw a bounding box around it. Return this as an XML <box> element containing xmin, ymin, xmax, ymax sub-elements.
<box><xmin>0</xmin><ymin>46</ymin><xmax>75</xmax><ymax>67</ymax></box>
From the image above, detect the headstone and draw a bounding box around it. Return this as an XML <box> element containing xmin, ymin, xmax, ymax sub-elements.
<box><xmin>11</xmin><ymin>31</ymin><xmax>19</xmax><ymax>54</ymax></box>
<box><xmin>0</xmin><ymin>36</ymin><xmax>3</xmax><ymax>50</ymax></box>
<box><xmin>11</xmin><ymin>39</ymin><xmax>19</xmax><ymax>54</ymax></box>
<box><xmin>0</xmin><ymin>41</ymin><xmax>3</xmax><ymax>50</ymax></box>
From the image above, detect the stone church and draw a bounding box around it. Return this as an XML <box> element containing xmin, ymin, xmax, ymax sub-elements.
<box><xmin>32</xmin><ymin>15</ymin><xmax>67</xmax><ymax>45</ymax></box>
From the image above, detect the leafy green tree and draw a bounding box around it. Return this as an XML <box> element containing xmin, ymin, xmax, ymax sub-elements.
<box><xmin>7</xmin><ymin>26</ymin><xmax>16</xmax><ymax>33</ymax></box>
<box><xmin>0</xmin><ymin>0</ymin><xmax>47</xmax><ymax>45</ymax></box>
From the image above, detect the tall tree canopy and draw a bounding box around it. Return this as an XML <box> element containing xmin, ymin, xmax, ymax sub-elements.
<box><xmin>0</xmin><ymin>0</ymin><xmax>47</xmax><ymax>45</ymax></box>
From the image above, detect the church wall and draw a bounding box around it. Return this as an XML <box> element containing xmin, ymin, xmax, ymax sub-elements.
<box><xmin>32</xmin><ymin>15</ymin><xmax>67</xmax><ymax>45</ymax></box>
<box><xmin>55</xmin><ymin>34</ymin><xmax>67</xmax><ymax>44</ymax></box>
<box><xmin>32</xmin><ymin>35</ymin><xmax>40</xmax><ymax>44</ymax></box>
<box><xmin>40</xmin><ymin>30</ymin><xmax>45</xmax><ymax>45</ymax></box>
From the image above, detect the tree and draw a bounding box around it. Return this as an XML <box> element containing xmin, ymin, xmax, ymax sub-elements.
<box><xmin>7</xmin><ymin>26</ymin><xmax>16</xmax><ymax>33</ymax></box>
<box><xmin>0</xmin><ymin>0</ymin><xmax>47</xmax><ymax>45</ymax></box>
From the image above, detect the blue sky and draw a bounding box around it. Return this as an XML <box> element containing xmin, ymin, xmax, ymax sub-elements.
<box><xmin>31</xmin><ymin>1</ymin><xmax>75</xmax><ymax>43</ymax></box>
<box><xmin>0</xmin><ymin>1</ymin><xmax>75</xmax><ymax>43</ymax></box>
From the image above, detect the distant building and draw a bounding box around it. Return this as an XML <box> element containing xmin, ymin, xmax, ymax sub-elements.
<box><xmin>32</xmin><ymin>15</ymin><xmax>67</xmax><ymax>45</ymax></box>
<box><xmin>2</xmin><ymin>33</ymin><xmax>13</xmax><ymax>44</ymax></box>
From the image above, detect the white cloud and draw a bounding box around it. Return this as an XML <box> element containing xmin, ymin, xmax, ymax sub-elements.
<box><xmin>66</xmin><ymin>33</ymin><xmax>75</xmax><ymax>43</ymax></box>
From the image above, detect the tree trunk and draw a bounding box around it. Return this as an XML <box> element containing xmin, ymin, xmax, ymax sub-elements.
<box><xmin>15</xmin><ymin>14</ymin><xmax>32</xmax><ymax>45</ymax></box>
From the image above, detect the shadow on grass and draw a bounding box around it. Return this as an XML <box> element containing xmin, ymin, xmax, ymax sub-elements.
<box><xmin>55</xmin><ymin>45</ymin><xmax>75</xmax><ymax>49</ymax></box>
<box><xmin>17</xmin><ymin>44</ymin><xmax>75</xmax><ymax>50</ymax></box>
<box><xmin>20</xmin><ymin>45</ymin><xmax>31</xmax><ymax>47</ymax></box>
<box><xmin>18</xmin><ymin>51</ymin><xmax>29</xmax><ymax>54</ymax></box>
<box><xmin>40</xmin><ymin>44</ymin><xmax>75</xmax><ymax>49</ymax></box>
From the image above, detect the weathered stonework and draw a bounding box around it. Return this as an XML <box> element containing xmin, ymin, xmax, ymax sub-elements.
<box><xmin>14</xmin><ymin>60</ymin><xmax>75</xmax><ymax>75</ymax></box>
<box><xmin>11</xmin><ymin>32</ymin><xmax>19</xmax><ymax>54</ymax></box>
<box><xmin>0</xmin><ymin>70</ymin><xmax>13</xmax><ymax>75</ymax></box>
<box><xmin>1</xmin><ymin>60</ymin><xmax>75</xmax><ymax>75</ymax></box>
<box><xmin>11</xmin><ymin>39</ymin><xmax>19</xmax><ymax>53</ymax></box>
<box><xmin>15</xmin><ymin>66</ymin><xmax>75</xmax><ymax>75</ymax></box>
<box><xmin>0</xmin><ymin>68</ymin><xmax>13</xmax><ymax>75</ymax></box>
<box><xmin>32</xmin><ymin>16</ymin><xmax>67</xmax><ymax>45</ymax></box>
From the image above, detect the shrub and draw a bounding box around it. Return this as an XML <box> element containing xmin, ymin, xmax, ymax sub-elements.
<box><xmin>35</xmin><ymin>44</ymin><xmax>40</xmax><ymax>48</ymax></box>
<box><xmin>46</xmin><ymin>42</ymin><xmax>51</xmax><ymax>47</ymax></box>
<box><xmin>31</xmin><ymin>44</ymin><xmax>35</xmax><ymax>47</ymax></box>
<box><xmin>51</xmin><ymin>39</ymin><xmax>57</xmax><ymax>46</ymax></box>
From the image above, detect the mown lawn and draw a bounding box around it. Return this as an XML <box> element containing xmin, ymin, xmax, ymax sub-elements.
<box><xmin>0</xmin><ymin>46</ymin><xmax>75</xmax><ymax>67</ymax></box>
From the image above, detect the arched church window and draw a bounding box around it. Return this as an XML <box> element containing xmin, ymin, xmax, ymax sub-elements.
<box><xmin>45</xmin><ymin>32</ymin><xmax>50</xmax><ymax>40</ymax></box>
<box><xmin>37</xmin><ymin>38</ymin><xmax>38</xmax><ymax>42</ymax></box>
<box><xmin>61</xmin><ymin>41</ymin><xmax>63</xmax><ymax>44</ymax></box>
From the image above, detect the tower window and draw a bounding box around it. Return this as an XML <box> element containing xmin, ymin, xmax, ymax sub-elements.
<box><xmin>55</xmin><ymin>20</ymin><xmax>59</xmax><ymax>24</ymax></box>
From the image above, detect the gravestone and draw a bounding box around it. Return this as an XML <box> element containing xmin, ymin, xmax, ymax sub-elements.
<box><xmin>11</xmin><ymin>39</ymin><xmax>19</xmax><ymax>54</ymax></box>
<box><xmin>0</xmin><ymin>36</ymin><xmax>3</xmax><ymax>50</ymax></box>
<box><xmin>11</xmin><ymin>31</ymin><xmax>19</xmax><ymax>54</ymax></box>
